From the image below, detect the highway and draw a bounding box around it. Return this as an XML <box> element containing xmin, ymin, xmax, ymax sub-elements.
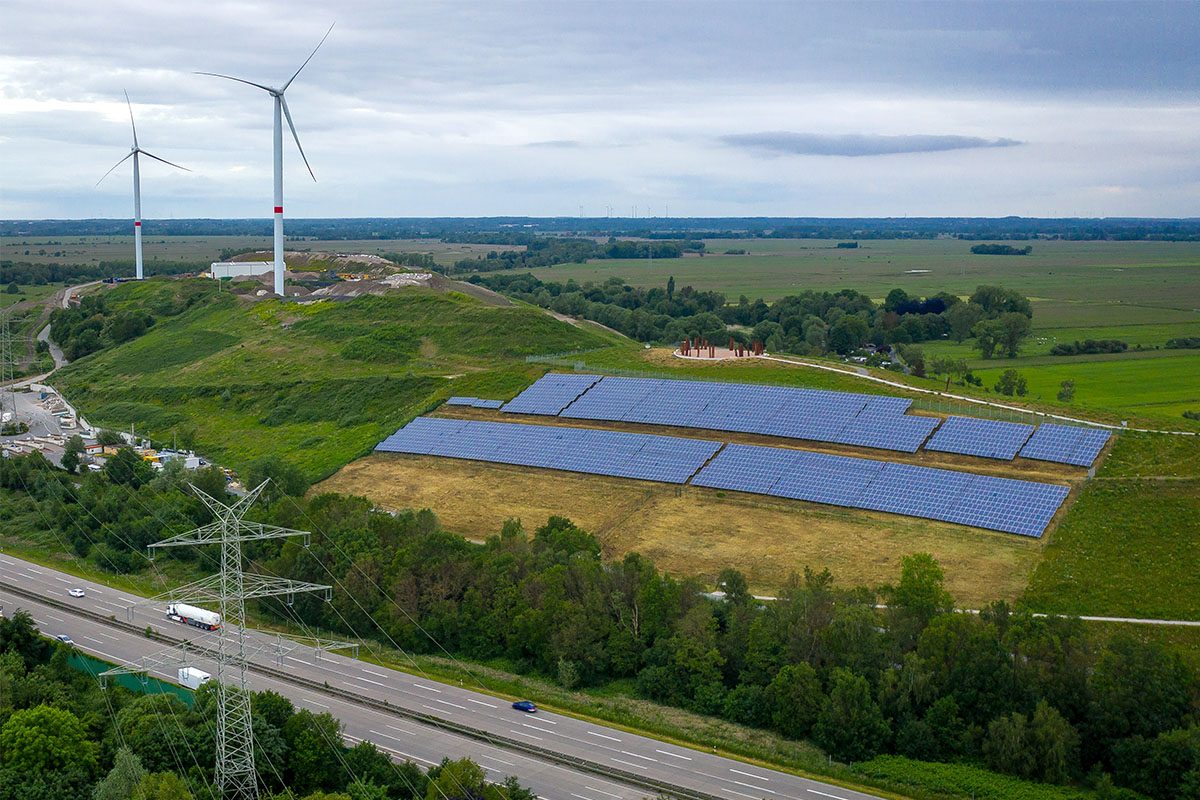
<box><xmin>0</xmin><ymin>554</ymin><xmax>887</xmax><ymax>800</ymax></box>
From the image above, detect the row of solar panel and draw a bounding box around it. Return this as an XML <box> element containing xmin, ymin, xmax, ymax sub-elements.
<box><xmin>692</xmin><ymin>443</ymin><xmax>1069</xmax><ymax>537</ymax></box>
<box><xmin>375</xmin><ymin>417</ymin><xmax>722</xmax><ymax>484</ymax></box>
<box><xmin>444</xmin><ymin>396</ymin><xmax>505</xmax><ymax>409</ymax></box>
<box><xmin>502</xmin><ymin>374</ymin><xmax>937</xmax><ymax>452</ymax></box>
<box><xmin>501</xmin><ymin>374</ymin><xmax>1112</xmax><ymax>467</ymax></box>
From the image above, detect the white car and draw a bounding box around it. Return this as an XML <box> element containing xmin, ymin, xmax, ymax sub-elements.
<box><xmin>68</xmin><ymin>588</ymin><xmax>85</xmax><ymax>598</ymax></box>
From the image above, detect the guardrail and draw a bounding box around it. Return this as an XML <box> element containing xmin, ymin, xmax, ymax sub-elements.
<box><xmin>0</xmin><ymin>578</ymin><xmax>724</xmax><ymax>800</ymax></box>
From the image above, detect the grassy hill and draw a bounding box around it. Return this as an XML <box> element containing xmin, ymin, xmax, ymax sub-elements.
<box><xmin>54</xmin><ymin>278</ymin><xmax>612</xmax><ymax>479</ymax></box>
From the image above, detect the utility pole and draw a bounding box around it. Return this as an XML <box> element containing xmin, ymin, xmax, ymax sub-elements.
<box><xmin>144</xmin><ymin>481</ymin><xmax>332</xmax><ymax>799</ymax></box>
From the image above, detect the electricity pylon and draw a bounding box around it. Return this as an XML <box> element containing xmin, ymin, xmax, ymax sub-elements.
<box><xmin>0</xmin><ymin>310</ymin><xmax>16</xmax><ymax>425</ymax></box>
<box><xmin>148</xmin><ymin>481</ymin><xmax>332</xmax><ymax>799</ymax></box>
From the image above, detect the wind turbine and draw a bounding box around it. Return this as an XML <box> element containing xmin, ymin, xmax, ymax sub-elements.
<box><xmin>198</xmin><ymin>23</ymin><xmax>333</xmax><ymax>297</ymax></box>
<box><xmin>98</xmin><ymin>91</ymin><xmax>190</xmax><ymax>280</ymax></box>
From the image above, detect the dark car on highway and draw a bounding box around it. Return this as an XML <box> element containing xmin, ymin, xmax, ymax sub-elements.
<box><xmin>511</xmin><ymin>700</ymin><xmax>537</xmax><ymax>713</ymax></box>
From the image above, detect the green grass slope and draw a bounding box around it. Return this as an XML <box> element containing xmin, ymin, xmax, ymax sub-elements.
<box><xmin>55</xmin><ymin>279</ymin><xmax>611</xmax><ymax>479</ymax></box>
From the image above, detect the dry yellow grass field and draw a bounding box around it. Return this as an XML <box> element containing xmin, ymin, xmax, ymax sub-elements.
<box><xmin>316</xmin><ymin>453</ymin><xmax>1047</xmax><ymax>606</ymax></box>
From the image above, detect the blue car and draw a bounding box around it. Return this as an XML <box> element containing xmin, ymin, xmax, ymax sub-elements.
<box><xmin>511</xmin><ymin>700</ymin><xmax>537</xmax><ymax>713</ymax></box>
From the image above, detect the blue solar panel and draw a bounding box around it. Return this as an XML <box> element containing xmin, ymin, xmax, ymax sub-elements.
<box><xmin>473</xmin><ymin>399</ymin><xmax>505</xmax><ymax>409</ymax></box>
<box><xmin>854</xmin><ymin>462</ymin><xmax>972</xmax><ymax>518</ymax></box>
<box><xmin>376</xmin><ymin>417</ymin><xmax>720</xmax><ymax>484</ymax></box>
<box><xmin>445</xmin><ymin>396</ymin><xmax>477</xmax><ymax>406</ymax></box>
<box><xmin>1019</xmin><ymin>423</ymin><xmax>1112</xmax><ymax>466</ymax></box>
<box><xmin>945</xmin><ymin>475</ymin><xmax>1071</xmax><ymax>537</ymax></box>
<box><xmin>833</xmin><ymin>414</ymin><xmax>940</xmax><ymax>453</ymax></box>
<box><xmin>688</xmin><ymin>441</ymin><xmax>1069</xmax><ymax>537</ymax></box>
<box><xmin>925</xmin><ymin>416</ymin><xmax>1035</xmax><ymax>460</ymax></box>
<box><xmin>690</xmin><ymin>443</ymin><xmax>801</xmax><ymax>494</ymax></box>
<box><xmin>501</xmin><ymin>374</ymin><xmax>601</xmax><ymax>416</ymax></box>
<box><xmin>769</xmin><ymin>451</ymin><xmax>884</xmax><ymax>506</ymax></box>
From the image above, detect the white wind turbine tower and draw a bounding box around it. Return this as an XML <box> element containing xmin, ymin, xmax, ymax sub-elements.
<box><xmin>198</xmin><ymin>24</ymin><xmax>333</xmax><ymax>297</ymax></box>
<box><xmin>98</xmin><ymin>91</ymin><xmax>190</xmax><ymax>280</ymax></box>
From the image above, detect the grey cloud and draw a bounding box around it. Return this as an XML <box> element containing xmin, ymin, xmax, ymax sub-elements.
<box><xmin>721</xmin><ymin>132</ymin><xmax>1022</xmax><ymax>158</ymax></box>
<box><xmin>525</xmin><ymin>140</ymin><xmax>582</xmax><ymax>149</ymax></box>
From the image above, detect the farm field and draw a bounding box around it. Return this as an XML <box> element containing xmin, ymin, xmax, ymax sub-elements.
<box><xmin>317</xmin><ymin>452</ymin><xmax>1042</xmax><ymax>608</ymax></box>
<box><xmin>0</xmin><ymin>234</ymin><xmax>511</xmax><ymax>268</ymax></box>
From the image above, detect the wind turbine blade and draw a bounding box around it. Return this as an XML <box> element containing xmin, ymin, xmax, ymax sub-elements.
<box><xmin>139</xmin><ymin>150</ymin><xmax>192</xmax><ymax>172</ymax></box>
<box><xmin>280</xmin><ymin>21</ymin><xmax>334</xmax><ymax>92</ymax></box>
<box><xmin>124</xmin><ymin>89</ymin><xmax>138</xmax><ymax>148</ymax></box>
<box><xmin>96</xmin><ymin>151</ymin><xmax>135</xmax><ymax>185</ymax></box>
<box><xmin>279</xmin><ymin>95</ymin><xmax>315</xmax><ymax>181</ymax></box>
<box><xmin>194</xmin><ymin>71</ymin><xmax>274</xmax><ymax>93</ymax></box>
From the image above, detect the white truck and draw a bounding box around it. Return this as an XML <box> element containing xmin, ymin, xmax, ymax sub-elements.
<box><xmin>178</xmin><ymin>666</ymin><xmax>211</xmax><ymax>690</ymax></box>
<box><xmin>166</xmin><ymin>602</ymin><xmax>222</xmax><ymax>631</ymax></box>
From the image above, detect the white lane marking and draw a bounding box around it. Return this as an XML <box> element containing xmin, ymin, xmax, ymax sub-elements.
<box><xmin>82</xmin><ymin>636</ymin><xmax>106</xmax><ymax>645</ymax></box>
<box><xmin>361</xmin><ymin>667</ymin><xmax>389</xmax><ymax>678</ymax></box>
<box><xmin>730</xmin><ymin>767</ymin><xmax>769</xmax><ymax>781</ymax></box>
<box><xmin>584</xmin><ymin>786</ymin><xmax>621</xmax><ymax>799</ymax></box>
<box><xmin>53</xmin><ymin>577</ymin><xmax>71</xmax><ymax>584</ymax></box>
<box><xmin>571</xmin><ymin>794</ymin><xmax>599</xmax><ymax>800</ymax></box>
<box><xmin>46</xmin><ymin>614</ymin><xmax>64</xmax><ymax>623</ymax></box>
<box><xmin>368</xmin><ymin>729</ymin><xmax>413</xmax><ymax>744</ymax></box>
<box><xmin>609</xmin><ymin>757</ymin><xmax>644</xmax><ymax>770</ymax></box>
<box><xmin>478</xmin><ymin>754</ymin><xmax>515</xmax><ymax>767</ymax></box>
<box><xmin>346</xmin><ymin>675</ymin><xmax>388</xmax><ymax>688</ymax></box>
<box><xmin>0</xmin><ymin>558</ymin><xmax>15</xmax><ymax>565</ymax></box>
<box><xmin>719</xmin><ymin>787</ymin><xmax>758</xmax><ymax>799</ymax></box>
<box><xmin>25</xmin><ymin>567</ymin><xmax>43</xmax><ymax>574</ymax></box>
<box><xmin>588</xmin><ymin>730</ymin><xmax>622</xmax><ymax>742</ymax></box>
<box><xmin>522</xmin><ymin>722</ymin><xmax>556</xmax><ymax>735</ymax></box>
<box><xmin>730</xmin><ymin>780</ymin><xmax>769</xmax><ymax>791</ymax></box>
<box><xmin>384</xmin><ymin>724</ymin><xmax>413</xmax><ymax>735</ymax></box>
<box><xmin>434</xmin><ymin>698</ymin><xmax>468</xmax><ymax>711</ymax></box>
<box><xmin>619</xmin><ymin>750</ymin><xmax>657</xmax><ymax>762</ymax></box>
<box><xmin>466</xmin><ymin>697</ymin><xmax>497</xmax><ymax>708</ymax></box>
<box><xmin>509</xmin><ymin>729</ymin><xmax>542</xmax><ymax>741</ymax></box>
<box><xmin>655</xmin><ymin>748</ymin><xmax>692</xmax><ymax>761</ymax></box>
<box><xmin>807</xmin><ymin>791</ymin><xmax>851</xmax><ymax>800</ymax></box>
<box><xmin>533</xmin><ymin>716</ymin><xmax>557</xmax><ymax>725</ymax></box>
<box><xmin>412</xmin><ymin>682</ymin><xmax>441</xmax><ymax>693</ymax></box>
<box><xmin>286</xmin><ymin>656</ymin><xmax>314</xmax><ymax>667</ymax></box>
<box><xmin>304</xmin><ymin>698</ymin><xmax>329</xmax><ymax>709</ymax></box>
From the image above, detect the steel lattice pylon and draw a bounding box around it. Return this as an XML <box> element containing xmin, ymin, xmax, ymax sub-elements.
<box><xmin>148</xmin><ymin>480</ymin><xmax>329</xmax><ymax>800</ymax></box>
<box><xmin>0</xmin><ymin>310</ymin><xmax>16</xmax><ymax>426</ymax></box>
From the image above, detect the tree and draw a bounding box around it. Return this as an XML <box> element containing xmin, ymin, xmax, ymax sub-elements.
<box><xmin>103</xmin><ymin>446</ymin><xmax>153</xmax><ymax>488</ymax></box>
<box><xmin>813</xmin><ymin>668</ymin><xmax>890</xmax><ymax>763</ymax></box>
<box><xmin>946</xmin><ymin>302</ymin><xmax>985</xmax><ymax>343</ymax></box>
<box><xmin>767</xmin><ymin>663</ymin><xmax>824</xmax><ymax>739</ymax></box>
<box><xmin>0</xmin><ymin>704</ymin><xmax>97</xmax><ymax>777</ymax></box>
<box><xmin>94</xmin><ymin>746</ymin><xmax>148</xmax><ymax>800</ymax></box>
<box><xmin>5</xmin><ymin>282</ymin><xmax>18</xmax><ymax>295</ymax></box>
<box><xmin>131</xmin><ymin>772</ymin><xmax>194</xmax><ymax>800</ymax></box>
<box><xmin>246</xmin><ymin>455</ymin><xmax>310</xmax><ymax>502</ymax></box>
<box><xmin>95</xmin><ymin>429</ymin><xmax>123</xmax><ymax>447</ymax></box>
<box><xmin>996</xmin><ymin>311</ymin><xmax>1033</xmax><ymax>357</ymax></box>
<box><xmin>1058</xmin><ymin>379</ymin><xmax>1076</xmax><ymax>402</ymax></box>
<box><xmin>425</xmin><ymin>757</ymin><xmax>486</xmax><ymax>800</ymax></box>
<box><xmin>884</xmin><ymin>553</ymin><xmax>954</xmax><ymax>652</ymax></box>
<box><xmin>666</xmin><ymin>276</ymin><xmax>675</xmax><ymax>298</ymax></box>
<box><xmin>971</xmin><ymin>319</ymin><xmax>1001</xmax><ymax>359</ymax></box>
<box><xmin>994</xmin><ymin>368</ymin><xmax>1027</xmax><ymax>396</ymax></box>
<box><xmin>60</xmin><ymin>434</ymin><xmax>85</xmax><ymax>474</ymax></box>
<box><xmin>283</xmin><ymin>709</ymin><xmax>345</xmax><ymax>794</ymax></box>
<box><xmin>984</xmin><ymin>701</ymin><xmax>1079</xmax><ymax>783</ymax></box>
<box><xmin>828</xmin><ymin>315</ymin><xmax>869</xmax><ymax>355</ymax></box>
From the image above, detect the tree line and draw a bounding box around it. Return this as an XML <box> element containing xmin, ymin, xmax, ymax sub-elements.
<box><xmin>0</xmin><ymin>608</ymin><xmax>532</xmax><ymax>800</ymax></box>
<box><xmin>5</xmin><ymin>451</ymin><xmax>1192</xmax><ymax>798</ymax></box>
<box><xmin>472</xmin><ymin>274</ymin><xmax>1034</xmax><ymax>361</ymax></box>
<box><xmin>447</xmin><ymin>237</ymin><xmax>699</xmax><ymax>275</ymax></box>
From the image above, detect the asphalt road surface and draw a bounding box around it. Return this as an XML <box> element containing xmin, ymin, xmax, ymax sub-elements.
<box><xmin>0</xmin><ymin>554</ymin><xmax>887</xmax><ymax>800</ymax></box>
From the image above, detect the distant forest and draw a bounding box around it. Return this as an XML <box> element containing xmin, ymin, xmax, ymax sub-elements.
<box><xmin>6</xmin><ymin>216</ymin><xmax>1200</xmax><ymax>241</ymax></box>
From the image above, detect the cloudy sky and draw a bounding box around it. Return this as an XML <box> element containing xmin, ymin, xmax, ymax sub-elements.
<box><xmin>3</xmin><ymin>0</ymin><xmax>1199</xmax><ymax>219</ymax></box>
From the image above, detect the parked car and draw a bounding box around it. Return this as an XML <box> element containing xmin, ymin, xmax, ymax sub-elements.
<box><xmin>68</xmin><ymin>587</ymin><xmax>85</xmax><ymax>598</ymax></box>
<box><xmin>511</xmin><ymin>700</ymin><xmax>537</xmax><ymax>713</ymax></box>
<box><xmin>55</xmin><ymin>634</ymin><xmax>73</xmax><ymax>644</ymax></box>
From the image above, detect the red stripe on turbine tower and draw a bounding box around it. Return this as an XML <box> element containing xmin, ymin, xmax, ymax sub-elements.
<box><xmin>274</xmin><ymin>206</ymin><xmax>283</xmax><ymax>214</ymax></box>
<box><xmin>134</xmin><ymin>221</ymin><xmax>141</xmax><ymax>226</ymax></box>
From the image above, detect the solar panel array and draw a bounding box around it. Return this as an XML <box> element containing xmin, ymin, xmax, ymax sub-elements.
<box><xmin>444</xmin><ymin>396</ymin><xmax>504</xmax><ymax>409</ymax></box>
<box><xmin>1019</xmin><ymin>423</ymin><xmax>1112</xmax><ymax>466</ymax></box>
<box><xmin>505</xmin><ymin>374</ymin><xmax>937</xmax><ymax>452</ymax></box>
<box><xmin>501</xmin><ymin>374</ymin><xmax>601</xmax><ymax>416</ymax></box>
<box><xmin>925</xmin><ymin>416</ymin><xmax>1036</xmax><ymax>460</ymax></box>
<box><xmin>692</xmin><ymin>443</ymin><xmax>1069</xmax><ymax>537</ymax></box>
<box><xmin>376</xmin><ymin>417</ymin><xmax>721</xmax><ymax>484</ymax></box>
